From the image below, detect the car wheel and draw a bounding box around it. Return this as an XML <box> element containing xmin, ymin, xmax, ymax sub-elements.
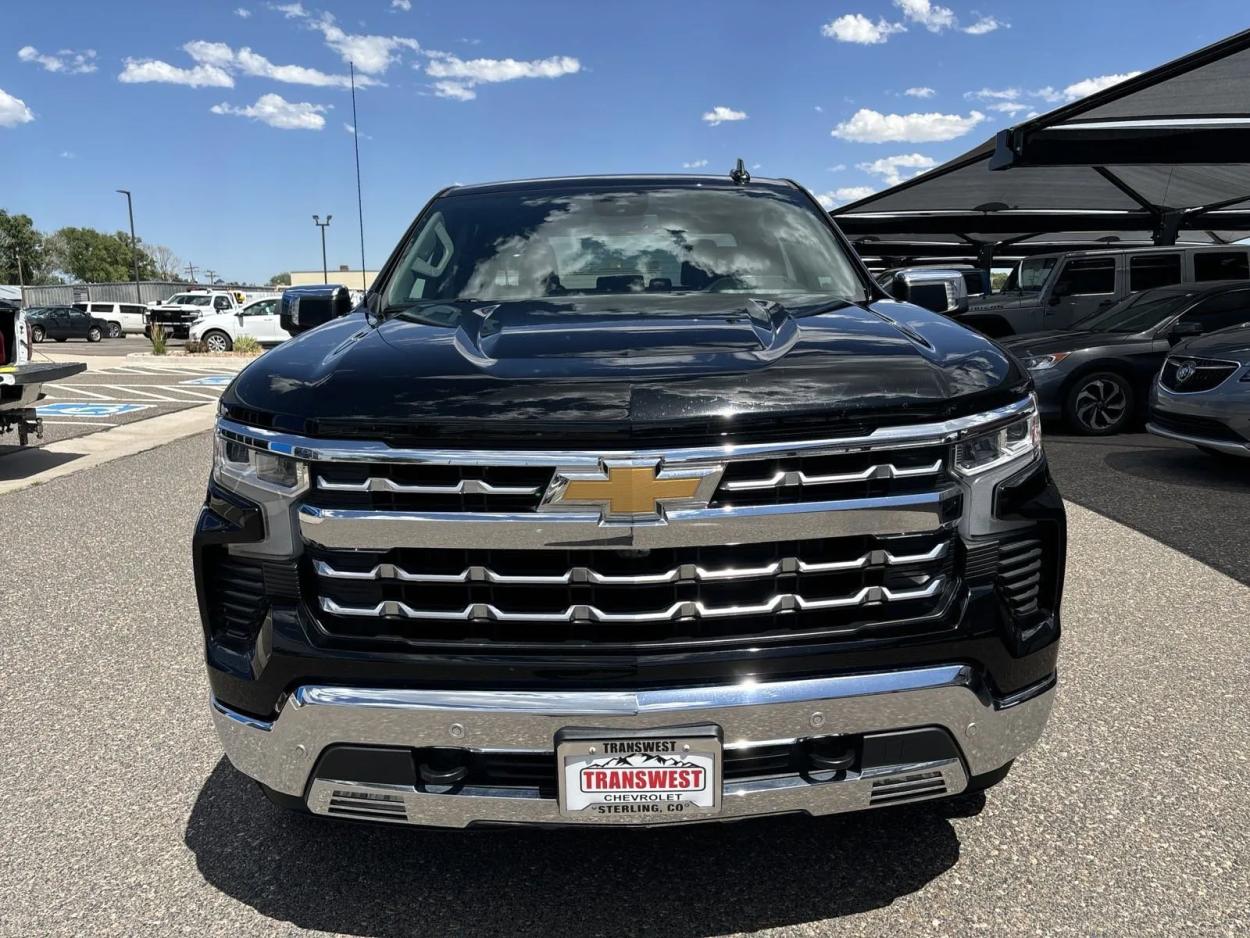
<box><xmin>31</xmin><ymin>325</ymin><xmax>44</xmax><ymax>342</ymax></box>
<box><xmin>203</xmin><ymin>330</ymin><xmax>233</xmax><ymax>353</ymax></box>
<box><xmin>87</xmin><ymin>326</ymin><xmax>103</xmax><ymax>343</ymax></box>
<box><xmin>1065</xmin><ymin>372</ymin><xmax>1133</xmax><ymax>435</ymax></box>
<box><xmin>107</xmin><ymin>321</ymin><xmax>122</xmax><ymax>338</ymax></box>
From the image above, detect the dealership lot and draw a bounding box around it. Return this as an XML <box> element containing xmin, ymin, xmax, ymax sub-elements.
<box><xmin>1</xmin><ymin>430</ymin><xmax>1246</xmax><ymax>937</ymax></box>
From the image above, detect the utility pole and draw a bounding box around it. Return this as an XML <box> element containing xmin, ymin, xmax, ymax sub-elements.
<box><xmin>350</xmin><ymin>62</ymin><xmax>367</xmax><ymax>292</ymax></box>
<box><xmin>313</xmin><ymin>215</ymin><xmax>332</xmax><ymax>284</ymax></box>
<box><xmin>14</xmin><ymin>249</ymin><xmax>24</xmax><ymax>306</ymax></box>
<box><xmin>205</xmin><ymin>269</ymin><xmax>218</xmax><ymax>285</ymax></box>
<box><xmin>185</xmin><ymin>262</ymin><xmax>198</xmax><ymax>283</ymax></box>
<box><xmin>116</xmin><ymin>189</ymin><xmax>141</xmax><ymax>304</ymax></box>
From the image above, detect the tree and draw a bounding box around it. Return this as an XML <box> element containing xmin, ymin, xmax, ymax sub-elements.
<box><xmin>0</xmin><ymin>210</ymin><xmax>56</xmax><ymax>284</ymax></box>
<box><xmin>48</xmin><ymin>227</ymin><xmax>158</xmax><ymax>282</ymax></box>
<box><xmin>150</xmin><ymin>244</ymin><xmax>181</xmax><ymax>280</ymax></box>
<box><xmin>268</xmin><ymin>272</ymin><xmax>291</xmax><ymax>286</ymax></box>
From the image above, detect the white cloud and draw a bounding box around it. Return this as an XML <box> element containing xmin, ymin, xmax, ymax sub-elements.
<box><xmin>894</xmin><ymin>0</ymin><xmax>955</xmax><ymax>32</ymax></box>
<box><xmin>1063</xmin><ymin>71</ymin><xmax>1141</xmax><ymax>101</ymax></box>
<box><xmin>702</xmin><ymin>105</ymin><xmax>747</xmax><ymax>126</ymax></box>
<box><xmin>682</xmin><ymin>159</ymin><xmax>709</xmax><ymax>168</ymax></box>
<box><xmin>904</xmin><ymin>86</ymin><xmax>935</xmax><ymax>98</ymax></box>
<box><xmin>391</xmin><ymin>0</ymin><xmax>412</xmax><ymax>8</ymax></box>
<box><xmin>432</xmin><ymin>79</ymin><xmax>475</xmax><ymax>100</ymax></box>
<box><xmin>344</xmin><ymin>121</ymin><xmax>371</xmax><ymax>139</ymax></box>
<box><xmin>831</xmin><ymin>107</ymin><xmax>984</xmax><ymax>142</ymax></box>
<box><xmin>857</xmin><ymin>152</ymin><xmax>938</xmax><ymax>185</ymax></box>
<box><xmin>18</xmin><ymin>46</ymin><xmax>97</xmax><ymax>74</ymax></box>
<box><xmin>1033</xmin><ymin>86</ymin><xmax>1063</xmax><ymax>103</ymax></box>
<box><xmin>425</xmin><ymin>53</ymin><xmax>580</xmax><ymax>83</ymax></box>
<box><xmin>815</xmin><ymin>187</ymin><xmax>876</xmax><ymax>210</ymax></box>
<box><xmin>274</xmin><ymin>2</ymin><xmax>307</xmax><ymax>16</ymax></box>
<box><xmin>235</xmin><ymin>7</ymin><xmax>252</xmax><ymax>17</ymax></box>
<box><xmin>821</xmin><ymin>14</ymin><xmax>905</xmax><ymax>44</ymax></box>
<box><xmin>0</xmin><ymin>88</ymin><xmax>34</xmax><ymax>127</ymax></box>
<box><xmin>814</xmin><ymin>105</ymin><xmax>823</xmax><ymax>112</ymax></box>
<box><xmin>962</xmin><ymin>15</ymin><xmax>1004</xmax><ymax>34</ymax></box>
<box><xmin>211</xmin><ymin>92</ymin><xmax>328</xmax><ymax>129</ymax></box>
<box><xmin>964</xmin><ymin>86</ymin><xmax>1020</xmax><ymax>101</ymax></box>
<box><xmin>60</xmin><ymin>150</ymin><xmax>74</xmax><ymax>158</ymax></box>
<box><xmin>118</xmin><ymin>58</ymin><xmax>234</xmax><ymax>88</ymax></box>
<box><xmin>990</xmin><ymin>101</ymin><xmax>1028</xmax><ymax>114</ymax></box>
<box><xmin>184</xmin><ymin>39</ymin><xmax>378</xmax><ymax>88</ymax></box>
<box><xmin>308</xmin><ymin>12</ymin><xmax>420</xmax><ymax>74</ymax></box>
<box><xmin>827</xmin><ymin>163</ymin><xmax>847</xmax><ymax>172</ymax></box>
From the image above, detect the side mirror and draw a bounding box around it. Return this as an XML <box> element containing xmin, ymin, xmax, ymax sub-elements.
<box><xmin>886</xmin><ymin>270</ymin><xmax>969</xmax><ymax>316</ymax></box>
<box><xmin>280</xmin><ymin>284</ymin><xmax>354</xmax><ymax>335</ymax></box>
<box><xmin>1169</xmin><ymin>320</ymin><xmax>1203</xmax><ymax>343</ymax></box>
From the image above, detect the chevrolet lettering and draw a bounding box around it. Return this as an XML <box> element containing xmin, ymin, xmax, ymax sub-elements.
<box><xmin>197</xmin><ymin>167</ymin><xmax>1065</xmax><ymax>827</ymax></box>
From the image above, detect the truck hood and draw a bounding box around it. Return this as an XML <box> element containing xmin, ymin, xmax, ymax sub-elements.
<box><xmin>224</xmin><ymin>294</ymin><xmax>1027</xmax><ymax>444</ymax></box>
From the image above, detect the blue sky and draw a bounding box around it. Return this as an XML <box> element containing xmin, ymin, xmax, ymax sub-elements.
<box><xmin>1</xmin><ymin>0</ymin><xmax>1246</xmax><ymax>283</ymax></box>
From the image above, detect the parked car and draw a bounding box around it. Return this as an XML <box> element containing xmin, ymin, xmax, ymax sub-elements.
<box><xmin>147</xmin><ymin>290</ymin><xmax>247</xmax><ymax>339</ymax></box>
<box><xmin>198</xmin><ymin>171</ymin><xmax>1065</xmax><ymax>828</ymax></box>
<box><xmin>1002</xmin><ymin>281</ymin><xmax>1250</xmax><ymax>434</ymax></box>
<box><xmin>1</xmin><ymin>305</ymin><xmax>86</xmax><ymax>445</ymax></box>
<box><xmin>962</xmin><ymin>245</ymin><xmax>1250</xmax><ymax>337</ymax></box>
<box><xmin>72</xmin><ymin>301</ymin><xmax>148</xmax><ymax>338</ymax></box>
<box><xmin>25</xmin><ymin>306</ymin><xmax>111</xmax><ymax>343</ymax></box>
<box><xmin>1147</xmin><ymin>323</ymin><xmax>1250</xmax><ymax>459</ymax></box>
<box><xmin>187</xmin><ymin>295</ymin><xmax>287</xmax><ymax>351</ymax></box>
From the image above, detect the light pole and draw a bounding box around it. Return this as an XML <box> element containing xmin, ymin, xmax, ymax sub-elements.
<box><xmin>116</xmin><ymin>189</ymin><xmax>141</xmax><ymax>304</ymax></box>
<box><xmin>313</xmin><ymin>214</ymin><xmax>332</xmax><ymax>284</ymax></box>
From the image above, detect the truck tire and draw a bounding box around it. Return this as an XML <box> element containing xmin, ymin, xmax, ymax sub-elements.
<box><xmin>31</xmin><ymin>325</ymin><xmax>44</xmax><ymax>342</ymax></box>
<box><xmin>1064</xmin><ymin>372</ymin><xmax>1132</xmax><ymax>435</ymax></box>
<box><xmin>107</xmin><ymin>321</ymin><xmax>122</xmax><ymax>338</ymax></box>
<box><xmin>203</xmin><ymin>330</ymin><xmax>233</xmax><ymax>353</ymax></box>
<box><xmin>87</xmin><ymin>326</ymin><xmax>103</xmax><ymax>343</ymax></box>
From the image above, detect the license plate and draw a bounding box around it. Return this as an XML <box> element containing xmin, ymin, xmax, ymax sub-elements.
<box><xmin>556</xmin><ymin>726</ymin><xmax>722</xmax><ymax>822</ymax></box>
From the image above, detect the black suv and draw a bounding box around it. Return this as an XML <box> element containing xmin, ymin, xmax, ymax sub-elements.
<box><xmin>26</xmin><ymin>306</ymin><xmax>109</xmax><ymax>343</ymax></box>
<box><xmin>197</xmin><ymin>171</ymin><xmax>1066</xmax><ymax>828</ymax></box>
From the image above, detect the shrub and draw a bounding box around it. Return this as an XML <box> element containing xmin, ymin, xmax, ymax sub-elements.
<box><xmin>149</xmin><ymin>325</ymin><xmax>168</xmax><ymax>356</ymax></box>
<box><xmin>232</xmin><ymin>335</ymin><xmax>262</xmax><ymax>355</ymax></box>
<box><xmin>184</xmin><ymin>340</ymin><xmax>208</xmax><ymax>354</ymax></box>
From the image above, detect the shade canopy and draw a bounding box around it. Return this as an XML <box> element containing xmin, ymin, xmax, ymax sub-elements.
<box><xmin>833</xmin><ymin>28</ymin><xmax>1250</xmax><ymax>264</ymax></box>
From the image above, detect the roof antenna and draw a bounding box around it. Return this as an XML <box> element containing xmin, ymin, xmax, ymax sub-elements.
<box><xmin>730</xmin><ymin>158</ymin><xmax>751</xmax><ymax>185</ymax></box>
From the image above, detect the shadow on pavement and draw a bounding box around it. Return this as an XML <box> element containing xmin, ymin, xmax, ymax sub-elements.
<box><xmin>186</xmin><ymin>760</ymin><xmax>971</xmax><ymax>937</ymax></box>
<box><xmin>1045</xmin><ymin>432</ymin><xmax>1250</xmax><ymax>585</ymax></box>
<box><xmin>0</xmin><ymin>447</ymin><xmax>82</xmax><ymax>475</ymax></box>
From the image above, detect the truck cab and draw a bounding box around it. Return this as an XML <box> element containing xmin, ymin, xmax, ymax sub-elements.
<box><xmin>147</xmin><ymin>290</ymin><xmax>246</xmax><ymax>339</ymax></box>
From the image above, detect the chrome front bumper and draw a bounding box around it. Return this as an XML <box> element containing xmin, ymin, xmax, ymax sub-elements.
<box><xmin>211</xmin><ymin>664</ymin><xmax>1056</xmax><ymax>827</ymax></box>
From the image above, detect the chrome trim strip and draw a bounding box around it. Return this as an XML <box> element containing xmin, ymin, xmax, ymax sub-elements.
<box><xmin>1146</xmin><ymin>421</ymin><xmax>1250</xmax><ymax>455</ymax></box>
<box><xmin>298</xmin><ymin>490</ymin><xmax>959</xmax><ymax>550</ymax></box>
<box><xmin>316</xmin><ymin>476</ymin><xmax>542</xmax><ymax>496</ymax></box>
<box><xmin>312</xmin><ymin>541</ymin><xmax>949</xmax><ymax>585</ymax></box>
<box><xmin>723</xmin><ymin>459</ymin><xmax>944</xmax><ymax>491</ymax></box>
<box><xmin>217</xmin><ymin>397</ymin><xmax>1032</xmax><ymax>467</ymax></box>
<box><xmin>209</xmin><ymin>664</ymin><xmax>1059</xmax><ymax>811</ymax></box>
<box><xmin>317</xmin><ymin>577</ymin><xmax>944</xmax><ymax>623</ymax></box>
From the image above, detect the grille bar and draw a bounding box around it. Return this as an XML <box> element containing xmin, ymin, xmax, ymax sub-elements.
<box><xmin>319</xmin><ymin>577</ymin><xmax>944</xmax><ymax>624</ymax></box>
<box><xmin>313</xmin><ymin>542</ymin><xmax>948</xmax><ymax>586</ymax></box>
<box><xmin>723</xmin><ymin>460</ymin><xmax>944</xmax><ymax>492</ymax></box>
<box><xmin>316</xmin><ymin>476</ymin><xmax>542</xmax><ymax>496</ymax></box>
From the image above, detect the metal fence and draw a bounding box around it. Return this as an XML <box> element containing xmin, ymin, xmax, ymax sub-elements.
<box><xmin>20</xmin><ymin>281</ymin><xmax>267</xmax><ymax>307</ymax></box>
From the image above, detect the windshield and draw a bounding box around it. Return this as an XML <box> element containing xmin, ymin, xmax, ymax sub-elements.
<box><xmin>1007</xmin><ymin>257</ymin><xmax>1059</xmax><ymax>293</ymax></box>
<box><xmin>167</xmin><ymin>294</ymin><xmax>213</xmax><ymax>306</ymax></box>
<box><xmin>1075</xmin><ymin>290</ymin><xmax>1196</xmax><ymax>333</ymax></box>
<box><xmin>383</xmin><ymin>185</ymin><xmax>866</xmax><ymax>308</ymax></box>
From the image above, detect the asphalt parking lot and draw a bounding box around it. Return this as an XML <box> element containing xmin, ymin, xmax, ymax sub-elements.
<box><xmin>1</xmin><ymin>428</ymin><xmax>1248</xmax><ymax>937</ymax></box>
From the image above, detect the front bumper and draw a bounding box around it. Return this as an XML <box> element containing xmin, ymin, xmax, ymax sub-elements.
<box><xmin>1148</xmin><ymin>384</ymin><xmax>1250</xmax><ymax>457</ymax></box>
<box><xmin>211</xmin><ymin>663</ymin><xmax>1055</xmax><ymax>827</ymax></box>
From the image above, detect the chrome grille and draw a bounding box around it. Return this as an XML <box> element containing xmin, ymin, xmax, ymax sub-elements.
<box><xmin>1160</xmin><ymin>356</ymin><xmax>1241</xmax><ymax>393</ymax></box>
<box><xmin>307</xmin><ymin>532</ymin><xmax>957</xmax><ymax>650</ymax></box>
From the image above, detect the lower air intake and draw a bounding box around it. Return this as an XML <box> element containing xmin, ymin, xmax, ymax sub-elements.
<box><xmin>868</xmin><ymin>771</ymin><xmax>948</xmax><ymax>805</ymax></box>
<box><xmin>326</xmin><ymin>789</ymin><xmax>409</xmax><ymax>823</ymax></box>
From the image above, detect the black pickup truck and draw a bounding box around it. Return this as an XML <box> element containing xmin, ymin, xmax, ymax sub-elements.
<box><xmin>197</xmin><ymin>169</ymin><xmax>1065</xmax><ymax>828</ymax></box>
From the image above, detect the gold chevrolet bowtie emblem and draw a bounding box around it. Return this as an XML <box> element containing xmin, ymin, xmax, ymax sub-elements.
<box><xmin>546</xmin><ymin>463</ymin><xmax>723</xmax><ymax>520</ymax></box>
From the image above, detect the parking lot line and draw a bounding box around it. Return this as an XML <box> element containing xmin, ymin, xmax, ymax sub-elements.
<box><xmin>39</xmin><ymin>419</ymin><xmax>120</xmax><ymax>427</ymax></box>
<box><xmin>40</xmin><ymin>386</ymin><xmax>114</xmax><ymax>400</ymax></box>
<box><xmin>99</xmin><ymin>385</ymin><xmax>184</xmax><ymax>402</ymax></box>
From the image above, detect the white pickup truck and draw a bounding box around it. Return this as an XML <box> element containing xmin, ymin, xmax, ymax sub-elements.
<box><xmin>146</xmin><ymin>290</ymin><xmax>249</xmax><ymax>340</ymax></box>
<box><xmin>187</xmin><ymin>295</ymin><xmax>287</xmax><ymax>351</ymax></box>
<box><xmin>1</xmin><ymin>305</ymin><xmax>86</xmax><ymax>446</ymax></box>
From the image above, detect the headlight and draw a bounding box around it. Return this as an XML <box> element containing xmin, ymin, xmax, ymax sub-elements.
<box><xmin>1023</xmin><ymin>352</ymin><xmax>1070</xmax><ymax>371</ymax></box>
<box><xmin>213</xmin><ymin>434</ymin><xmax>308</xmax><ymax>494</ymax></box>
<box><xmin>953</xmin><ymin>395</ymin><xmax>1041</xmax><ymax>476</ymax></box>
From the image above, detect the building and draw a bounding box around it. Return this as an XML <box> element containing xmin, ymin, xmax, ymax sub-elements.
<box><xmin>289</xmin><ymin>265</ymin><xmax>378</xmax><ymax>290</ymax></box>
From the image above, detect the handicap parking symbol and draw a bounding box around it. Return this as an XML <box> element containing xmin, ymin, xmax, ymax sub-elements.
<box><xmin>180</xmin><ymin>375</ymin><xmax>233</xmax><ymax>386</ymax></box>
<box><xmin>38</xmin><ymin>402</ymin><xmax>155</xmax><ymax>418</ymax></box>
